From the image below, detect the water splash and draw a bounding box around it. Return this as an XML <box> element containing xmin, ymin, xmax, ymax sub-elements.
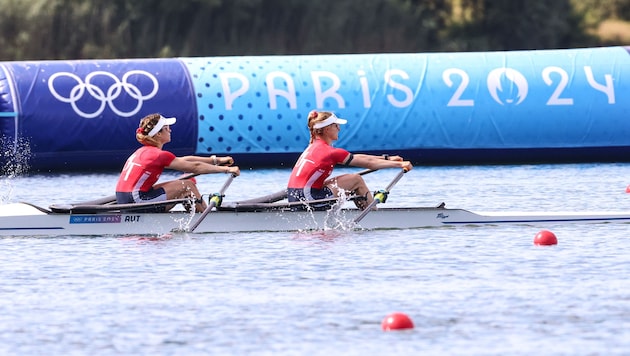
<box><xmin>174</xmin><ymin>205</ymin><xmax>197</xmax><ymax>231</ymax></box>
<box><xmin>321</xmin><ymin>186</ymin><xmax>357</xmax><ymax>229</ymax></box>
<box><xmin>0</xmin><ymin>136</ymin><xmax>31</xmax><ymax>203</ymax></box>
<box><xmin>1</xmin><ymin>136</ymin><xmax>31</xmax><ymax>177</ymax></box>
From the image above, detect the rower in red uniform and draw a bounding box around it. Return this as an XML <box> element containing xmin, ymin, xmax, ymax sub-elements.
<box><xmin>116</xmin><ymin>113</ymin><xmax>240</xmax><ymax>212</ymax></box>
<box><xmin>287</xmin><ymin>110</ymin><xmax>413</xmax><ymax>210</ymax></box>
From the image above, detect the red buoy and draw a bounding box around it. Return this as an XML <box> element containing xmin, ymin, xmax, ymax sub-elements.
<box><xmin>381</xmin><ymin>312</ymin><xmax>414</xmax><ymax>331</ymax></box>
<box><xmin>626</xmin><ymin>185</ymin><xmax>630</xmax><ymax>193</ymax></box>
<box><xmin>534</xmin><ymin>230</ymin><xmax>558</xmax><ymax>245</ymax></box>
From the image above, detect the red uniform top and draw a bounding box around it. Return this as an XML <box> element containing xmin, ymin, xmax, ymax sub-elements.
<box><xmin>287</xmin><ymin>139</ymin><xmax>350</xmax><ymax>190</ymax></box>
<box><xmin>115</xmin><ymin>145</ymin><xmax>176</xmax><ymax>193</ymax></box>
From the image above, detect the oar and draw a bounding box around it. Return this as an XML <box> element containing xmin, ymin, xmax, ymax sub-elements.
<box><xmin>355</xmin><ymin>167</ymin><xmax>378</xmax><ymax>176</ymax></box>
<box><xmin>234</xmin><ymin>167</ymin><xmax>379</xmax><ymax>204</ymax></box>
<box><xmin>73</xmin><ymin>173</ymin><xmax>201</xmax><ymax>206</ymax></box>
<box><xmin>188</xmin><ymin>173</ymin><xmax>236</xmax><ymax>232</ymax></box>
<box><xmin>353</xmin><ymin>169</ymin><xmax>407</xmax><ymax>224</ymax></box>
<box><xmin>223</xmin><ymin>193</ymin><xmax>366</xmax><ymax>211</ymax></box>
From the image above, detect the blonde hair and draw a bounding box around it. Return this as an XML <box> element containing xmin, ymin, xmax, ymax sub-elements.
<box><xmin>307</xmin><ymin>110</ymin><xmax>333</xmax><ymax>143</ymax></box>
<box><xmin>135</xmin><ymin>113</ymin><xmax>162</xmax><ymax>146</ymax></box>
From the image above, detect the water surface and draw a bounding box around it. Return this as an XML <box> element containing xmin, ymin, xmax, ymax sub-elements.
<box><xmin>1</xmin><ymin>164</ymin><xmax>629</xmax><ymax>355</ymax></box>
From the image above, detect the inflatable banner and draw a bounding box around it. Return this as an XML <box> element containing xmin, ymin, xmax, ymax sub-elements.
<box><xmin>1</xmin><ymin>46</ymin><xmax>630</xmax><ymax>172</ymax></box>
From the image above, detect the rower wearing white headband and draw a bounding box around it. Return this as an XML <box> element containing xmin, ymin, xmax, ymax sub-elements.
<box><xmin>115</xmin><ymin>113</ymin><xmax>240</xmax><ymax>213</ymax></box>
<box><xmin>312</xmin><ymin>113</ymin><xmax>348</xmax><ymax>129</ymax></box>
<box><xmin>147</xmin><ymin>115</ymin><xmax>177</xmax><ymax>137</ymax></box>
<box><xmin>287</xmin><ymin>110</ymin><xmax>413</xmax><ymax>211</ymax></box>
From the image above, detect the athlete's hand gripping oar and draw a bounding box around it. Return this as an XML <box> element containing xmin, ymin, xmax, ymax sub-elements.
<box><xmin>188</xmin><ymin>173</ymin><xmax>236</xmax><ymax>232</ymax></box>
<box><xmin>353</xmin><ymin>168</ymin><xmax>408</xmax><ymax>224</ymax></box>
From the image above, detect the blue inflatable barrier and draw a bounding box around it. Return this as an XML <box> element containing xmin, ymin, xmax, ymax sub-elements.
<box><xmin>1</xmin><ymin>46</ymin><xmax>630</xmax><ymax>172</ymax></box>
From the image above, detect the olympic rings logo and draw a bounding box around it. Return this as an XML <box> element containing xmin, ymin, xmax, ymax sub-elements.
<box><xmin>48</xmin><ymin>70</ymin><xmax>159</xmax><ymax>118</ymax></box>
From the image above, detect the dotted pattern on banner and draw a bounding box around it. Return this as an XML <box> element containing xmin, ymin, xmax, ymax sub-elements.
<box><xmin>181</xmin><ymin>47</ymin><xmax>630</xmax><ymax>155</ymax></box>
<box><xmin>181</xmin><ymin>54</ymin><xmax>411</xmax><ymax>155</ymax></box>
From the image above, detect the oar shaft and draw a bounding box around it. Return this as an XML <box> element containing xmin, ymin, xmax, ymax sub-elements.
<box><xmin>189</xmin><ymin>174</ymin><xmax>236</xmax><ymax>232</ymax></box>
<box><xmin>237</xmin><ymin>167</ymin><xmax>379</xmax><ymax>204</ymax></box>
<box><xmin>357</xmin><ymin>168</ymin><xmax>377</xmax><ymax>176</ymax></box>
<box><xmin>217</xmin><ymin>174</ymin><xmax>235</xmax><ymax>193</ymax></box>
<box><xmin>384</xmin><ymin>170</ymin><xmax>405</xmax><ymax>191</ymax></box>
<box><xmin>353</xmin><ymin>201</ymin><xmax>378</xmax><ymax>224</ymax></box>
<box><xmin>72</xmin><ymin>173</ymin><xmax>202</xmax><ymax>206</ymax></box>
<box><xmin>353</xmin><ymin>169</ymin><xmax>407</xmax><ymax>224</ymax></box>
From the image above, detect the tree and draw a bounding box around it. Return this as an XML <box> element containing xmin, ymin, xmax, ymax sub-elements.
<box><xmin>445</xmin><ymin>0</ymin><xmax>594</xmax><ymax>51</ymax></box>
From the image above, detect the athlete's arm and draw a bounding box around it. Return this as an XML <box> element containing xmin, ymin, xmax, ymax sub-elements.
<box><xmin>167</xmin><ymin>157</ymin><xmax>240</xmax><ymax>176</ymax></box>
<box><xmin>346</xmin><ymin>154</ymin><xmax>413</xmax><ymax>171</ymax></box>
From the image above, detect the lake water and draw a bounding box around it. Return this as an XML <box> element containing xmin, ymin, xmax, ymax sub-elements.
<box><xmin>1</xmin><ymin>164</ymin><xmax>629</xmax><ymax>355</ymax></box>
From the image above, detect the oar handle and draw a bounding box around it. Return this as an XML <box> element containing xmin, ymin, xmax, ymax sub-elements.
<box><xmin>188</xmin><ymin>173</ymin><xmax>237</xmax><ymax>232</ymax></box>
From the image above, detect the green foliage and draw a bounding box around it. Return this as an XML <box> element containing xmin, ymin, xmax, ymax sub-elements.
<box><xmin>572</xmin><ymin>0</ymin><xmax>630</xmax><ymax>24</ymax></box>
<box><xmin>445</xmin><ymin>0</ymin><xmax>601</xmax><ymax>51</ymax></box>
<box><xmin>0</xmin><ymin>0</ymin><xmax>626</xmax><ymax>61</ymax></box>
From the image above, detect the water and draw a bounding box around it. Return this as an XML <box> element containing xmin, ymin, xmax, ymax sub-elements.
<box><xmin>1</xmin><ymin>164</ymin><xmax>629</xmax><ymax>355</ymax></box>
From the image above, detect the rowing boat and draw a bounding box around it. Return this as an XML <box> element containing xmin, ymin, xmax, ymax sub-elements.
<box><xmin>2</xmin><ymin>199</ymin><xmax>630</xmax><ymax>237</ymax></box>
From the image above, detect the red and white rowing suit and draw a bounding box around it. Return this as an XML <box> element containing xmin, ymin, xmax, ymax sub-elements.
<box><xmin>115</xmin><ymin>145</ymin><xmax>175</xmax><ymax>203</ymax></box>
<box><xmin>287</xmin><ymin>139</ymin><xmax>350</xmax><ymax>202</ymax></box>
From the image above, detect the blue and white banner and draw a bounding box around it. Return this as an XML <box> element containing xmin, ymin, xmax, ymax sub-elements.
<box><xmin>1</xmin><ymin>46</ymin><xmax>629</xmax><ymax>171</ymax></box>
<box><xmin>1</xmin><ymin>59</ymin><xmax>196</xmax><ymax>170</ymax></box>
<box><xmin>185</xmin><ymin>47</ymin><xmax>629</xmax><ymax>154</ymax></box>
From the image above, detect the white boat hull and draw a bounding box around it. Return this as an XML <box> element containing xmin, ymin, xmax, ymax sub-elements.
<box><xmin>2</xmin><ymin>202</ymin><xmax>630</xmax><ymax>237</ymax></box>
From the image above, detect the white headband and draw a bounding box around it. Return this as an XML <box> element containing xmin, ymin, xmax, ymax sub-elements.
<box><xmin>148</xmin><ymin>115</ymin><xmax>177</xmax><ymax>137</ymax></box>
<box><xmin>313</xmin><ymin>113</ymin><xmax>348</xmax><ymax>129</ymax></box>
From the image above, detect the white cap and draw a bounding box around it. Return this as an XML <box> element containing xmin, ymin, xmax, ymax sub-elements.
<box><xmin>148</xmin><ymin>115</ymin><xmax>177</xmax><ymax>137</ymax></box>
<box><xmin>313</xmin><ymin>113</ymin><xmax>348</xmax><ymax>129</ymax></box>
